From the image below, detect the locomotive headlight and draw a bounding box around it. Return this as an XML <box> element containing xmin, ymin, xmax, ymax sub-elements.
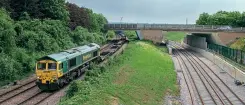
<box><xmin>37</xmin><ymin>76</ymin><xmax>40</xmax><ymax>79</ymax></box>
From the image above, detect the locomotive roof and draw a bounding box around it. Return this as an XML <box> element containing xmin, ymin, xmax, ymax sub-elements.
<box><xmin>38</xmin><ymin>43</ymin><xmax>100</xmax><ymax>62</ymax></box>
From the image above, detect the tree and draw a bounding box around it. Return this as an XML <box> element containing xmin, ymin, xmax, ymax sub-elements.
<box><xmin>196</xmin><ymin>13</ymin><xmax>210</xmax><ymax>25</ymax></box>
<box><xmin>0</xmin><ymin>9</ymin><xmax>16</xmax><ymax>53</ymax></box>
<box><xmin>95</xmin><ymin>13</ymin><xmax>108</xmax><ymax>33</ymax></box>
<box><xmin>9</xmin><ymin>0</ymin><xmax>41</xmax><ymax>20</ymax></box>
<box><xmin>0</xmin><ymin>0</ymin><xmax>12</xmax><ymax>12</ymax></box>
<box><xmin>19</xmin><ymin>12</ymin><xmax>31</xmax><ymax>20</ymax></box>
<box><xmin>85</xmin><ymin>8</ymin><xmax>108</xmax><ymax>33</ymax></box>
<box><xmin>39</xmin><ymin>0</ymin><xmax>69</xmax><ymax>21</ymax></box>
<box><xmin>237</xmin><ymin>12</ymin><xmax>245</xmax><ymax>27</ymax></box>
<box><xmin>196</xmin><ymin>11</ymin><xmax>245</xmax><ymax>27</ymax></box>
<box><xmin>67</xmin><ymin>3</ymin><xmax>90</xmax><ymax>30</ymax></box>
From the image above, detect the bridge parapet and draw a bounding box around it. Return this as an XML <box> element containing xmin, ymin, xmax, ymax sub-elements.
<box><xmin>105</xmin><ymin>23</ymin><xmax>245</xmax><ymax>32</ymax></box>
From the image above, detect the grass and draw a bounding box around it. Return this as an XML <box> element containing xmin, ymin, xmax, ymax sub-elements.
<box><xmin>165</xmin><ymin>32</ymin><xmax>186</xmax><ymax>42</ymax></box>
<box><xmin>59</xmin><ymin>41</ymin><xmax>178</xmax><ymax>105</ymax></box>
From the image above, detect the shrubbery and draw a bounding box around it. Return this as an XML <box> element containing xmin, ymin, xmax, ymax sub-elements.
<box><xmin>62</xmin><ymin>57</ymin><xmax>120</xmax><ymax>104</ymax></box>
<box><xmin>106</xmin><ymin>30</ymin><xmax>116</xmax><ymax>39</ymax></box>
<box><xmin>124</xmin><ymin>30</ymin><xmax>137</xmax><ymax>39</ymax></box>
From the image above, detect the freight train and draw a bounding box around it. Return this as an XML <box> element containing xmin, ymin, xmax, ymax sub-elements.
<box><xmin>36</xmin><ymin>43</ymin><xmax>100</xmax><ymax>90</ymax></box>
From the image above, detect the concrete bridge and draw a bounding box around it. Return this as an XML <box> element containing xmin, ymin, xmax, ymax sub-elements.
<box><xmin>105</xmin><ymin>23</ymin><xmax>245</xmax><ymax>32</ymax></box>
<box><xmin>107</xmin><ymin>23</ymin><xmax>245</xmax><ymax>45</ymax></box>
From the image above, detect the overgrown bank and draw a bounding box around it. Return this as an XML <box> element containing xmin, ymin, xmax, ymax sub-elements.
<box><xmin>60</xmin><ymin>41</ymin><xmax>179</xmax><ymax>105</ymax></box>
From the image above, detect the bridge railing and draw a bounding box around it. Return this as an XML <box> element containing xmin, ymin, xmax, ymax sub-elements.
<box><xmin>105</xmin><ymin>24</ymin><xmax>245</xmax><ymax>32</ymax></box>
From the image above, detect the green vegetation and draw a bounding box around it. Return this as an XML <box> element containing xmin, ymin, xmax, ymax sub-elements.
<box><xmin>124</xmin><ymin>30</ymin><xmax>137</xmax><ymax>39</ymax></box>
<box><xmin>165</xmin><ymin>32</ymin><xmax>186</xmax><ymax>42</ymax></box>
<box><xmin>60</xmin><ymin>41</ymin><xmax>178</xmax><ymax>105</ymax></box>
<box><xmin>0</xmin><ymin>0</ymin><xmax>108</xmax><ymax>85</ymax></box>
<box><xmin>230</xmin><ymin>38</ymin><xmax>245</xmax><ymax>51</ymax></box>
<box><xmin>196</xmin><ymin>11</ymin><xmax>245</xmax><ymax>27</ymax></box>
<box><xmin>107</xmin><ymin>30</ymin><xmax>116</xmax><ymax>39</ymax></box>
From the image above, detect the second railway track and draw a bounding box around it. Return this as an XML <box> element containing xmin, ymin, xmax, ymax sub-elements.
<box><xmin>171</xmin><ymin>41</ymin><xmax>245</xmax><ymax>105</ymax></box>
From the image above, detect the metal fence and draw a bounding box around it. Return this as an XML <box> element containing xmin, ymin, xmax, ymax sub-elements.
<box><xmin>208</xmin><ymin>44</ymin><xmax>245</xmax><ymax>65</ymax></box>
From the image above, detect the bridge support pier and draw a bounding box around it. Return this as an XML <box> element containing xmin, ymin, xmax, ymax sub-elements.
<box><xmin>136</xmin><ymin>30</ymin><xmax>165</xmax><ymax>43</ymax></box>
<box><xmin>184</xmin><ymin>34</ymin><xmax>207</xmax><ymax>50</ymax></box>
<box><xmin>136</xmin><ymin>30</ymin><xmax>143</xmax><ymax>40</ymax></box>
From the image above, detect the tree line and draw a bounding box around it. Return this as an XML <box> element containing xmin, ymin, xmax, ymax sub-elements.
<box><xmin>0</xmin><ymin>0</ymin><xmax>113</xmax><ymax>85</ymax></box>
<box><xmin>196</xmin><ymin>11</ymin><xmax>245</xmax><ymax>27</ymax></box>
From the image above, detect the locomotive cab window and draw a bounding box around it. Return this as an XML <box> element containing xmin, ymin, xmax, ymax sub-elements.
<box><xmin>37</xmin><ymin>63</ymin><xmax>46</xmax><ymax>70</ymax></box>
<box><xmin>48</xmin><ymin>63</ymin><xmax>57</xmax><ymax>70</ymax></box>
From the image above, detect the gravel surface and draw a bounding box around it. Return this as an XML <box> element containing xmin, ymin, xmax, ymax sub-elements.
<box><xmin>37</xmin><ymin>74</ymin><xmax>86</xmax><ymax>105</ymax></box>
<box><xmin>172</xmin><ymin>56</ymin><xmax>198</xmax><ymax>105</ymax></box>
<box><xmin>1</xmin><ymin>86</ymin><xmax>41</xmax><ymax>105</ymax></box>
<box><xmin>171</xmin><ymin>45</ymin><xmax>245</xmax><ymax>105</ymax></box>
<box><xmin>0</xmin><ymin>74</ymin><xmax>36</xmax><ymax>95</ymax></box>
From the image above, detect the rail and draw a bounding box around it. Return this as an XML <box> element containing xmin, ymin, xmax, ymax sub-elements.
<box><xmin>171</xmin><ymin>41</ymin><xmax>245</xmax><ymax>105</ymax></box>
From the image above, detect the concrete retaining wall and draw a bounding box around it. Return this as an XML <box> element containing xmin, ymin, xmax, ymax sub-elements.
<box><xmin>141</xmin><ymin>30</ymin><xmax>163</xmax><ymax>43</ymax></box>
<box><xmin>184</xmin><ymin>35</ymin><xmax>207</xmax><ymax>50</ymax></box>
<box><xmin>182</xmin><ymin>43</ymin><xmax>245</xmax><ymax>83</ymax></box>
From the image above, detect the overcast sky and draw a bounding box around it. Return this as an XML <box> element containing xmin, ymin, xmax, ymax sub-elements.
<box><xmin>67</xmin><ymin>0</ymin><xmax>245</xmax><ymax>24</ymax></box>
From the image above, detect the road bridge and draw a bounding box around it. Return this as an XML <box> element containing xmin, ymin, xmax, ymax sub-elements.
<box><xmin>107</xmin><ymin>23</ymin><xmax>245</xmax><ymax>44</ymax></box>
<box><xmin>105</xmin><ymin>23</ymin><xmax>245</xmax><ymax>32</ymax></box>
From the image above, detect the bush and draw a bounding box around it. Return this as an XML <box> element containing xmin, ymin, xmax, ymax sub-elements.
<box><xmin>107</xmin><ymin>30</ymin><xmax>115</xmax><ymax>39</ymax></box>
<box><xmin>66</xmin><ymin>81</ymin><xmax>79</xmax><ymax>98</ymax></box>
<box><xmin>124</xmin><ymin>30</ymin><xmax>137</xmax><ymax>39</ymax></box>
<box><xmin>0</xmin><ymin>53</ymin><xmax>21</xmax><ymax>81</ymax></box>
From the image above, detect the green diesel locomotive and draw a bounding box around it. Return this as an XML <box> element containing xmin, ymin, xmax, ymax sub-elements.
<box><xmin>36</xmin><ymin>43</ymin><xmax>100</xmax><ymax>90</ymax></box>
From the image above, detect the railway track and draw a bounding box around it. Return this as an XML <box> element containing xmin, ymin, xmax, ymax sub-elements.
<box><xmin>171</xmin><ymin>41</ymin><xmax>245</xmax><ymax>105</ymax></box>
<box><xmin>173</xmin><ymin>51</ymin><xmax>196</xmax><ymax>105</ymax></box>
<box><xmin>173</xmin><ymin>47</ymin><xmax>207</xmax><ymax>105</ymax></box>
<box><xmin>0</xmin><ymin>79</ymin><xmax>37</xmax><ymax>105</ymax></box>
<box><xmin>0</xmin><ymin>40</ymin><xmax>126</xmax><ymax>105</ymax></box>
